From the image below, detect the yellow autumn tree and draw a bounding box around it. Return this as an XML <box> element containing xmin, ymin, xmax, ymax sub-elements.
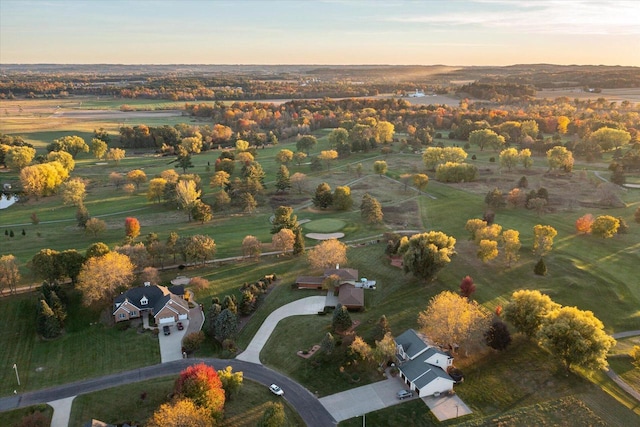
<box><xmin>76</xmin><ymin>252</ymin><xmax>134</xmax><ymax>306</ymax></box>
<box><xmin>147</xmin><ymin>398</ymin><xmax>213</xmax><ymax>427</ymax></box>
<box><xmin>307</xmin><ymin>239</ymin><xmax>347</xmax><ymax>271</ymax></box>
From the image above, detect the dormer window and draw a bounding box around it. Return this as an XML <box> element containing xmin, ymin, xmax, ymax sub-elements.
<box><xmin>140</xmin><ymin>296</ymin><xmax>148</xmax><ymax>305</ymax></box>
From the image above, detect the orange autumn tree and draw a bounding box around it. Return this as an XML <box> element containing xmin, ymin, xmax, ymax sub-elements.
<box><xmin>174</xmin><ymin>363</ymin><xmax>225</xmax><ymax>419</ymax></box>
<box><xmin>575</xmin><ymin>214</ymin><xmax>594</xmax><ymax>234</ymax></box>
<box><xmin>124</xmin><ymin>217</ymin><xmax>140</xmax><ymax>240</ymax></box>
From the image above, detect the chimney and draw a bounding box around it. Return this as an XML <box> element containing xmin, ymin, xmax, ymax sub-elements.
<box><xmin>144</xmin><ymin>281</ymin><xmax>151</xmax><ymax>287</ymax></box>
<box><xmin>336</xmin><ymin>264</ymin><xmax>339</xmax><ymax>270</ymax></box>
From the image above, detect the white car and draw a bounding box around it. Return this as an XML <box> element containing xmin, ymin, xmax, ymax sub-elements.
<box><xmin>269</xmin><ymin>384</ymin><xmax>284</xmax><ymax>396</ymax></box>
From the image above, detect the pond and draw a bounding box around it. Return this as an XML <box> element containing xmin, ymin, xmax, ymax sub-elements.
<box><xmin>0</xmin><ymin>194</ymin><xmax>18</xmax><ymax>209</ymax></box>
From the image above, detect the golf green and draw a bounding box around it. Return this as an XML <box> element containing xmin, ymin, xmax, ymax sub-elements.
<box><xmin>302</xmin><ymin>218</ymin><xmax>346</xmax><ymax>233</ymax></box>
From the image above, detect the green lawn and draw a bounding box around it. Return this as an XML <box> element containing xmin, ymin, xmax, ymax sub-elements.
<box><xmin>303</xmin><ymin>218</ymin><xmax>346</xmax><ymax>233</ymax></box>
<box><xmin>0</xmin><ymin>291</ymin><xmax>160</xmax><ymax>397</ymax></box>
<box><xmin>69</xmin><ymin>376</ymin><xmax>304</xmax><ymax>427</ymax></box>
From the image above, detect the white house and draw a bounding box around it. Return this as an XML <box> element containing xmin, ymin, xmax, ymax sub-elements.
<box><xmin>395</xmin><ymin>329</ymin><xmax>455</xmax><ymax>397</ymax></box>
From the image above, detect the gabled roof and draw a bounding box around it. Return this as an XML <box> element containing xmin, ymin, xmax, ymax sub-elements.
<box><xmin>395</xmin><ymin>329</ymin><xmax>429</xmax><ymax>359</ymax></box>
<box><xmin>324</xmin><ymin>268</ymin><xmax>358</xmax><ymax>281</ymax></box>
<box><xmin>423</xmin><ymin>347</ymin><xmax>453</xmax><ymax>361</ymax></box>
<box><xmin>338</xmin><ymin>283</ymin><xmax>364</xmax><ymax>307</ymax></box>
<box><xmin>400</xmin><ymin>358</ymin><xmax>453</xmax><ymax>389</ymax></box>
<box><xmin>113</xmin><ymin>285</ymin><xmax>187</xmax><ymax>315</ymax></box>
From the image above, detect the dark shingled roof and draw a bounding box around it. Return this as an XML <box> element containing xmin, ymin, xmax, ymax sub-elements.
<box><xmin>324</xmin><ymin>268</ymin><xmax>358</xmax><ymax>281</ymax></box>
<box><xmin>399</xmin><ymin>358</ymin><xmax>454</xmax><ymax>389</ymax></box>
<box><xmin>395</xmin><ymin>328</ymin><xmax>429</xmax><ymax>359</ymax></box>
<box><xmin>338</xmin><ymin>283</ymin><xmax>364</xmax><ymax>307</ymax></box>
<box><xmin>114</xmin><ymin>285</ymin><xmax>186</xmax><ymax>315</ymax></box>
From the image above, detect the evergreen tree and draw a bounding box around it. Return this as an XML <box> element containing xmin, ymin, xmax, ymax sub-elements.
<box><xmin>485</xmin><ymin>320</ymin><xmax>512</xmax><ymax>350</ymax></box>
<box><xmin>534</xmin><ymin>258</ymin><xmax>547</xmax><ymax>276</ymax></box>
<box><xmin>374</xmin><ymin>315</ymin><xmax>391</xmax><ymax>341</ymax></box>
<box><xmin>320</xmin><ymin>332</ymin><xmax>335</xmax><ymax>355</ymax></box>
<box><xmin>214</xmin><ymin>308</ymin><xmax>238</xmax><ymax>342</ymax></box>
<box><xmin>360</xmin><ymin>193</ymin><xmax>383</xmax><ymax>224</ymax></box>
<box><xmin>206</xmin><ymin>303</ymin><xmax>222</xmax><ymax>338</ymax></box>
<box><xmin>293</xmin><ymin>227</ymin><xmax>305</xmax><ymax>255</ymax></box>
<box><xmin>37</xmin><ymin>299</ymin><xmax>62</xmax><ymax>338</ymax></box>
<box><xmin>75</xmin><ymin>204</ymin><xmax>89</xmax><ymax>228</ymax></box>
<box><xmin>275</xmin><ymin>165</ymin><xmax>291</xmax><ymax>193</ymax></box>
<box><xmin>332</xmin><ymin>304</ymin><xmax>352</xmax><ymax>332</ymax></box>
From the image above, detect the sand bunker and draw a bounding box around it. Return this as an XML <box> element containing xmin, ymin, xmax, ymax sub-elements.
<box><xmin>306</xmin><ymin>232</ymin><xmax>345</xmax><ymax>240</ymax></box>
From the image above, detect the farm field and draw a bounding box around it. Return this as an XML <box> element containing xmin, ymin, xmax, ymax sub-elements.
<box><xmin>0</xmin><ymin>96</ymin><xmax>639</xmax><ymax>425</ymax></box>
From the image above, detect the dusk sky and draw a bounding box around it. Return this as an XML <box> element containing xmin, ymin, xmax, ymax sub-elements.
<box><xmin>1</xmin><ymin>0</ymin><xmax>639</xmax><ymax>66</ymax></box>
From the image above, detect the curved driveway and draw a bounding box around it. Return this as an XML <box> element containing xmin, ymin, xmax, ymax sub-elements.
<box><xmin>0</xmin><ymin>358</ymin><xmax>336</xmax><ymax>427</ymax></box>
<box><xmin>236</xmin><ymin>296</ymin><xmax>326</xmax><ymax>364</ymax></box>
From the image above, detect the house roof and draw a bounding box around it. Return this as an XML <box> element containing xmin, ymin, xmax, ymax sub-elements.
<box><xmin>395</xmin><ymin>329</ymin><xmax>429</xmax><ymax>359</ymax></box>
<box><xmin>295</xmin><ymin>276</ymin><xmax>325</xmax><ymax>285</ymax></box>
<box><xmin>324</xmin><ymin>268</ymin><xmax>358</xmax><ymax>281</ymax></box>
<box><xmin>167</xmin><ymin>284</ymin><xmax>184</xmax><ymax>296</ymax></box>
<box><xmin>423</xmin><ymin>346</ymin><xmax>453</xmax><ymax>361</ymax></box>
<box><xmin>338</xmin><ymin>283</ymin><xmax>364</xmax><ymax>307</ymax></box>
<box><xmin>113</xmin><ymin>285</ymin><xmax>188</xmax><ymax>316</ymax></box>
<box><xmin>400</xmin><ymin>358</ymin><xmax>453</xmax><ymax>389</ymax></box>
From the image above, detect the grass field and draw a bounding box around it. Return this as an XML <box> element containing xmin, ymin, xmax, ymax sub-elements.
<box><xmin>1</xmin><ymin>97</ymin><xmax>639</xmax><ymax>422</ymax></box>
<box><xmin>0</xmin><ymin>404</ymin><xmax>52</xmax><ymax>427</ymax></box>
<box><xmin>302</xmin><ymin>218</ymin><xmax>346</xmax><ymax>233</ymax></box>
<box><xmin>68</xmin><ymin>376</ymin><xmax>305</xmax><ymax>427</ymax></box>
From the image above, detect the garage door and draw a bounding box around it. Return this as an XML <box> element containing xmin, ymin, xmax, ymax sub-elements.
<box><xmin>178</xmin><ymin>314</ymin><xmax>188</xmax><ymax>320</ymax></box>
<box><xmin>158</xmin><ymin>316</ymin><xmax>174</xmax><ymax>324</ymax></box>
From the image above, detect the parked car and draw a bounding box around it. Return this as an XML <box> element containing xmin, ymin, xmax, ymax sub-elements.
<box><xmin>177</xmin><ymin>321</ymin><xmax>184</xmax><ymax>330</ymax></box>
<box><xmin>163</xmin><ymin>325</ymin><xmax>170</xmax><ymax>335</ymax></box>
<box><xmin>397</xmin><ymin>389</ymin><xmax>412</xmax><ymax>400</ymax></box>
<box><xmin>269</xmin><ymin>384</ymin><xmax>284</xmax><ymax>396</ymax></box>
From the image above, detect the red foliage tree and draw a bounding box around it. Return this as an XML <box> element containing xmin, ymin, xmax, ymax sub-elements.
<box><xmin>174</xmin><ymin>363</ymin><xmax>225</xmax><ymax>416</ymax></box>
<box><xmin>575</xmin><ymin>214</ymin><xmax>594</xmax><ymax>234</ymax></box>
<box><xmin>460</xmin><ymin>275</ymin><xmax>476</xmax><ymax>298</ymax></box>
<box><xmin>124</xmin><ymin>217</ymin><xmax>140</xmax><ymax>240</ymax></box>
<box><xmin>495</xmin><ymin>305</ymin><xmax>503</xmax><ymax>317</ymax></box>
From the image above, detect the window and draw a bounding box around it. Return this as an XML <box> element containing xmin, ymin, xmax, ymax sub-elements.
<box><xmin>140</xmin><ymin>296</ymin><xmax>148</xmax><ymax>305</ymax></box>
<box><xmin>130</xmin><ymin>311</ymin><xmax>137</xmax><ymax>316</ymax></box>
<box><xmin>119</xmin><ymin>313</ymin><xmax>126</xmax><ymax>319</ymax></box>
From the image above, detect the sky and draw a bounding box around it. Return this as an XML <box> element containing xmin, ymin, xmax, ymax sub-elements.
<box><xmin>1</xmin><ymin>0</ymin><xmax>639</xmax><ymax>66</ymax></box>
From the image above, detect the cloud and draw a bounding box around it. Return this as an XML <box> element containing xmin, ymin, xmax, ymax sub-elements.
<box><xmin>384</xmin><ymin>0</ymin><xmax>640</xmax><ymax>35</ymax></box>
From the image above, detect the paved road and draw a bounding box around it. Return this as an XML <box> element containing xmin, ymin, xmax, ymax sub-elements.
<box><xmin>0</xmin><ymin>358</ymin><xmax>336</xmax><ymax>427</ymax></box>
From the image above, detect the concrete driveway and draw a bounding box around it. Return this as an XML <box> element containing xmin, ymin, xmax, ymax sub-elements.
<box><xmin>159</xmin><ymin>321</ymin><xmax>188</xmax><ymax>363</ymax></box>
<box><xmin>236</xmin><ymin>296</ymin><xmax>326</xmax><ymax>364</ymax></box>
<box><xmin>423</xmin><ymin>393</ymin><xmax>472</xmax><ymax>421</ymax></box>
<box><xmin>320</xmin><ymin>375</ymin><xmax>414</xmax><ymax>422</ymax></box>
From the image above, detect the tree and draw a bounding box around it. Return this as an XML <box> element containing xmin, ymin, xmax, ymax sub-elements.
<box><xmin>539</xmin><ymin>306</ymin><xmax>615</xmax><ymax>371</ymax></box>
<box><xmin>191</xmin><ymin>200</ymin><xmax>213</xmax><ymax>224</ymax></box>
<box><xmin>320</xmin><ymin>332</ymin><xmax>336</xmax><ymax>355</ymax></box>
<box><xmin>30</xmin><ymin>249</ymin><xmax>64</xmax><ymax>283</ymax></box>
<box><xmin>126</xmin><ymin>169</ymin><xmax>147</xmax><ymax>190</ymax></box>
<box><xmin>532</xmin><ymin>225</ymin><xmax>557</xmax><ymax>257</ymax></box>
<box><xmin>214</xmin><ymin>308</ymin><xmax>238</xmax><ymax>342</ymax></box>
<box><xmin>76</xmin><ymin>252</ymin><xmax>134</xmax><ymax>305</ymax></box>
<box><xmin>360</xmin><ymin>193</ymin><xmax>383</xmax><ymax>224</ymax></box>
<box><xmin>175</xmin><ymin>179</ymin><xmax>201</xmax><ymax>221</ymax></box>
<box><xmin>272</xmin><ymin>228</ymin><xmax>295</xmax><ymax>255</ymax></box>
<box><xmin>504</xmin><ymin>290</ymin><xmax>560</xmax><ymax>338</ymax></box>
<box><xmin>630</xmin><ymin>346</ymin><xmax>640</xmax><ymax>366</ymax></box>
<box><xmin>213</xmin><ymin>191</ymin><xmax>231</xmax><ymax>212</ymax></box>
<box><xmin>588</xmin><ymin>127</ymin><xmax>631</xmax><ymax>152</ymax></box>
<box><xmin>90</xmin><ymin>138</ymin><xmax>108</xmax><ymax>160</ymax></box>
<box><xmin>37</xmin><ymin>299</ymin><xmax>62</xmax><ymax>339</ymax></box>
<box><xmin>307</xmin><ymin>239</ymin><xmax>347</xmax><ymax>271</ymax></box>
<box><xmin>297</xmin><ymin>135</ymin><xmax>318</xmax><ymax>154</ymax></box>
<box><xmin>374</xmin><ymin>315</ymin><xmax>391</xmax><ymax>341</ymax></box>
<box><xmin>477</xmin><ymin>239</ymin><xmax>499</xmax><ymax>263</ymax></box>
<box><xmin>575</xmin><ymin>214</ymin><xmax>594</xmax><ymax>234</ymax></box>
<box><xmin>485</xmin><ymin>320</ymin><xmax>512</xmax><ymax>351</ymax></box>
<box><xmin>58</xmin><ymin>249</ymin><xmax>85</xmax><ymax>285</ymax></box>
<box><xmin>520</xmin><ymin>148</ymin><xmax>533</xmax><ymax>169</ymax></box>
<box><xmin>333</xmin><ymin>186</ymin><xmax>353</xmax><ymax>211</ymax></box>
<box><xmin>147</xmin><ymin>398</ymin><xmax>212</xmax><ymax>427</ymax></box>
<box><xmin>417</xmin><ymin>291</ymin><xmax>491</xmax><ymax>353</ymax></box>
<box><xmin>590</xmin><ymin>215</ymin><xmax>620</xmax><ymax>238</ymax></box>
<box><xmin>0</xmin><ymin>254</ymin><xmax>20</xmax><ymax>295</ymax></box>
<box><xmin>374</xmin><ymin>332</ymin><xmax>397</xmax><ymax>365</ymax></box>
<box><xmin>290</xmin><ymin>172</ymin><xmax>307</xmax><ymax>194</ymax></box>
<box><xmin>293</xmin><ymin>227</ymin><xmax>305</xmax><ymax>255</ymax></box>
<box><xmin>240</xmin><ymin>192</ymin><xmax>257</xmax><ymax>214</ymax></box>
<box><xmin>375</xmin><ymin>120</ymin><xmax>395</xmax><ymax>143</ymax></box>
<box><xmin>373</xmin><ymin>160</ymin><xmax>387</xmax><ymax>177</ymax></box>
<box><xmin>51</xmin><ymin>135</ymin><xmax>89</xmax><ymax>158</ymax></box>
<box><xmin>242</xmin><ymin>235</ymin><xmax>262</xmax><ymax>258</ymax></box>
<box><xmin>293</xmin><ymin>151</ymin><xmax>307</xmax><ymax>166</ymax></box>
<box><xmin>174</xmin><ymin>363</ymin><xmax>225</xmax><ymax>416</ymax></box>
<box><xmin>20</xmin><ymin>161</ymin><xmax>69</xmax><ymax>198</ymax></box>
<box><xmin>502</xmin><ymin>229</ymin><xmax>521</xmax><ymax>267</ymax></box>
<box><xmin>217</xmin><ymin>366</ymin><xmax>243</xmax><ymax>400</ymax></box>
<box><xmin>400</xmin><ymin>231</ymin><xmax>456</xmax><ymax>280</ymax></box>
<box><xmin>147</xmin><ymin>178</ymin><xmax>167</xmax><ymax>203</ymax></box>
<box><xmin>327</xmin><ymin>128</ymin><xmax>349</xmax><ymax>153</ymax></box>
<box><xmin>84</xmin><ymin>217</ymin><xmax>106</xmax><ymax>237</ymax></box>
<box><xmin>350</xmin><ymin>335</ymin><xmax>373</xmax><ymax>361</ymax></box>
<box><xmin>275</xmin><ymin>165</ymin><xmax>291</xmax><ymax>193</ymax></box>
<box><xmin>86</xmin><ymin>242</ymin><xmax>110</xmax><ymax>259</ymax></box>
<box><xmin>109</xmin><ymin>172</ymin><xmax>125</xmax><ymax>190</ymax></box>
<box><xmin>318</xmin><ymin>150</ymin><xmax>338</xmax><ymax>170</ymax></box>
<box><xmin>459</xmin><ymin>275</ymin><xmax>476</xmax><ymax>298</ymax></box>
<box><xmin>271</xmin><ymin>206</ymin><xmax>297</xmax><ymax>234</ymax></box>
<box><xmin>60</xmin><ymin>178</ymin><xmax>86</xmax><ymax>206</ymax></box>
<box><xmin>185</xmin><ymin>235</ymin><xmax>216</xmax><ymax>265</ymax></box>
<box><xmin>413</xmin><ymin>173</ymin><xmax>429</xmax><ymax>192</ymax></box>
<box><xmin>6</xmin><ymin>145</ymin><xmax>36</xmax><ymax>170</ymax></box>
<box><xmin>209</xmin><ymin>171</ymin><xmax>230</xmax><ymax>190</ymax></box>
<box><xmin>469</xmin><ymin>129</ymin><xmax>505</xmax><ymax>151</ymax></box>
<box><xmin>106</xmin><ymin>147</ymin><xmax>126</xmax><ymax>165</ymax></box>
<box><xmin>312</xmin><ymin>182</ymin><xmax>333</xmax><ymax>209</ymax></box>
<box><xmin>332</xmin><ymin>304</ymin><xmax>353</xmax><ymax>332</ymax></box>
<box><xmin>275</xmin><ymin>149</ymin><xmax>293</xmax><ymax>165</ymax></box>
<box><xmin>546</xmin><ymin>146</ymin><xmax>574</xmax><ymax>173</ymax></box>
<box><xmin>47</xmin><ymin>150</ymin><xmax>75</xmax><ymax>172</ymax></box>
<box><xmin>635</xmin><ymin>207</ymin><xmax>640</xmax><ymax>224</ymax></box>
<box><xmin>258</xmin><ymin>402</ymin><xmax>286</xmax><ymax>427</ymax></box>
<box><xmin>125</xmin><ymin>217</ymin><xmax>141</xmax><ymax>240</ymax></box>
<box><xmin>499</xmin><ymin>148</ymin><xmax>520</xmax><ymax>171</ymax></box>
<box><xmin>183</xmin><ymin>331</ymin><xmax>206</xmax><ymax>354</ymax></box>
<box><xmin>485</xmin><ymin>188</ymin><xmax>505</xmax><ymax>209</ymax></box>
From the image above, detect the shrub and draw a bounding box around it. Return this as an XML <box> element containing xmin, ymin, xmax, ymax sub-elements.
<box><xmin>489</xmin><ymin>157</ymin><xmax>495</xmax><ymax>163</ymax></box>
<box><xmin>464</xmin><ymin>142</ymin><xmax>471</xmax><ymax>149</ymax></box>
<box><xmin>518</xmin><ymin>176</ymin><xmax>529</xmax><ymax>188</ymax></box>
<box><xmin>183</xmin><ymin>331</ymin><xmax>205</xmax><ymax>353</ymax></box>
<box><xmin>534</xmin><ymin>258</ymin><xmax>547</xmax><ymax>276</ymax></box>
<box><xmin>630</xmin><ymin>345</ymin><xmax>640</xmax><ymax>366</ymax></box>
<box><xmin>435</xmin><ymin>162</ymin><xmax>478</xmax><ymax>183</ymax></box>
<box><xmin>471</xmin><ymin>154</ymin><xmax>477</xmax><ymax>160</ymax></box>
